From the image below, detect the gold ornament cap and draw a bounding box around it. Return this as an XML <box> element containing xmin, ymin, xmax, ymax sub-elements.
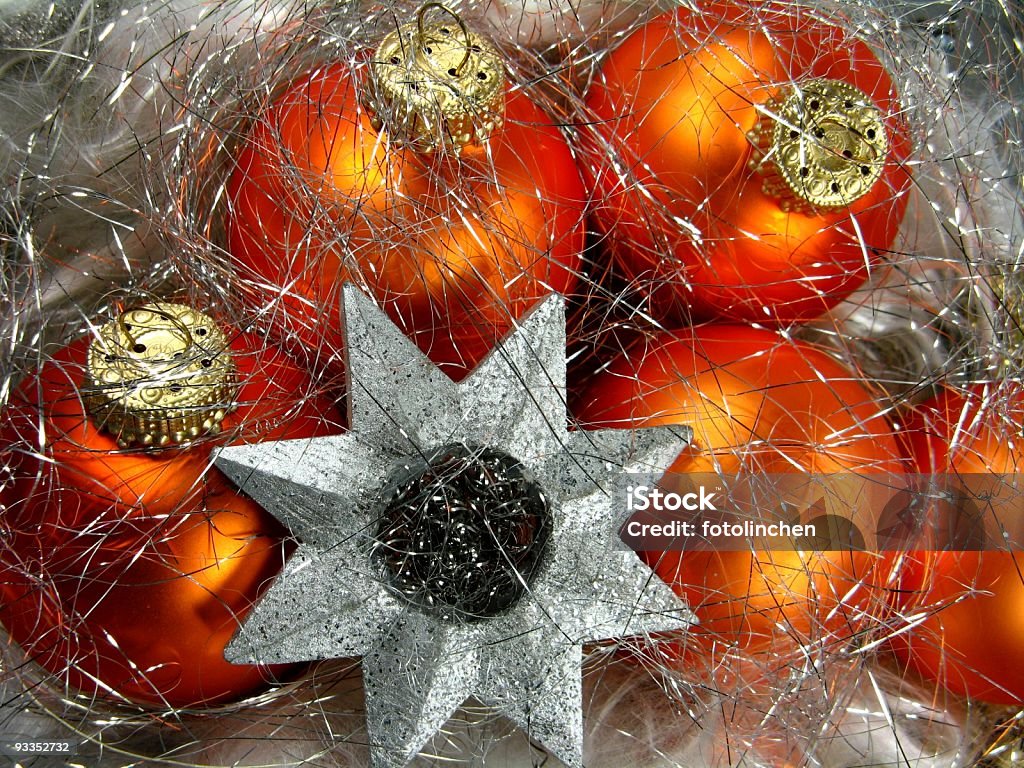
<box><xmin>85</xmin><ymin>303</ymin><xmax>238</xmax><ymax>448</ymax></box>
<box><xmin>365</xmin><ymin>3</ymin><xmax>505</xmax><ymax>152</ymax></box>
<box><xmin>748</xmin><ymin>78</ymin><xmax>889</xmax><ymax>213</ymax></box>
<box><xmin>993</xmin><ymin>270</ymin><xmax>1024</xmax><ymax>374</ymax></box>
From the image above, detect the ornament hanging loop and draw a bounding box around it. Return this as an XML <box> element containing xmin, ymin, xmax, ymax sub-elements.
<box><xmin>414</xmin><ymin>2</ymin><xmax>473</xmax><ymax>76</ymax></box>
<box><xmin>115</xmin><ymin>303</ymin><xmax>196</xmax><ymax>362</ymax></box>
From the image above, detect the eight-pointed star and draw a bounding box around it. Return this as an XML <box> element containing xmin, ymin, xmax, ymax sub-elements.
<box><xmin>215</xmin><ymin>285</ymin><xmax>695</xmax><ymax>768</ymax></box>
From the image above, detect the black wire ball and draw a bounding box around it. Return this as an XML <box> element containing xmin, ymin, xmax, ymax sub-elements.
<box><xmin>374</xmin><ymin>443</ymin><xmax>551</xmax><ymax>622</ymax></box>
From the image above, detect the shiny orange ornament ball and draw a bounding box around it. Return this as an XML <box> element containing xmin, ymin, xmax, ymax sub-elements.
<box><xmin>891</xmin><ymin>384</ymin><xmax>1024</xmax><ymax>705</ymax></box>
<box><xmin>901</xmin><ymin>384</ymin><xmax>1023</xmax><ymax>476</ymax></box>
<box><xmin>227</xmin><ymin>32</ymin><xmax>585</xmax><ymax>379</ymax></box>
<box><xmin>576</xmin><ymin>325</ymin><xmax>903</xmax><ymax>657</ymax></box>
<box><xmin>583</xmin><ymin>0</ymin><xmax>912</xmax><ymax>323</ymax></box>
<box><xmin>0</xmin><ymin>325</ymin><xmax>341</xmax><ymax>707</ymax></box>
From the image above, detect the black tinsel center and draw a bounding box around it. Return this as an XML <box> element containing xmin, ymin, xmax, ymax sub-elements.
<box><xmin>373</xmin><ymin>443</ymin><xmax>551</xmax><ymax>622</ymax></box>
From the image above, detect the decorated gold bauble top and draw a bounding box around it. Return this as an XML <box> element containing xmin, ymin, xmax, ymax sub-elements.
<box><xmin>85</xmin><ymin>303</ymin><xmax>237</xmax><ymax>447</ymax></box>
<box><xmin>992</xmin><ymin>270</ymin><xmax>1024</xmax><ymax>373</ymax></box>
<box><xmin>364</xmin><ymin>3</ymin><xmax>506</xmax><ymax>152</ymax></box>
<box><xmin>750</xmin><ymin>78</ymin><xmax>888</xmax><ymax>213</ymax></box>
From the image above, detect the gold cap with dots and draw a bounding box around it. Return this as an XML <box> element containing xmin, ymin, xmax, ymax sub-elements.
<box><xmin>993</xmin><ymin>270</ymin><xmax>1024</xmax><ymax>373</ymax></box>
<box><xmin>364</xmin><ymin>3</ymin><xmax>505</xmax><ymax>152</ymax></box>
<box><xmin>748</xmin><ymin>79</ymin><xmax>889</xmax><ymax>214</ymax></box>
<box><xmin>85</xmin><ymin>303</ymin><xmax>238</xmax><ymax>448</ymax></box>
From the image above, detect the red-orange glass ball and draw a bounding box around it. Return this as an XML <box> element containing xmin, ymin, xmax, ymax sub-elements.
<box><xmin>583</xmin><ymin>0</ymin><xmax>912</xmax><ymax>323</ymax></box>
<box><xmin>227</xmin><ymin>61</ymin><xmax>585</xmax><ymax>379</ymax></box>
<box><xmin>576</xmin><ymin>325</ymin><xmax>903</xmax><ymax>657</ymax></box>
<box><xmin>891</xmin><ymin>384</ymin><xmax>1024</xmax><ymax>705</ymax></box>
<box><xmin>0</xmin><ymin>333</ymin><xmax>341</xmax><ymax>707</ymax></box>
<box><xmin>901</xmin><ymin>384</ymin><xmax>1023</xmax><ymax>476</ymax></box>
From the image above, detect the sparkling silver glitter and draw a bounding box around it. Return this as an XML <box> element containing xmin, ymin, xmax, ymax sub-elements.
<box><xmin>215</xmin><ymin>285</ymin><xmax>695</xmax><ymax>768</ymax></box>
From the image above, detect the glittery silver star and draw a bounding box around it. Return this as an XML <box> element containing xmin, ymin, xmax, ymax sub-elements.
<box><xmin>215</xmin><ymin>285</ymin><xmax>695</xmax><ymax>768</ymax></box>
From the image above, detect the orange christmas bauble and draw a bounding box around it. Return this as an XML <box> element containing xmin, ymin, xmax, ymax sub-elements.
<box><xmin>1</xmin><ymin>476</ymin><xmax>295</xmax><ymax>707</ymax></box>
<box><xmin>891</xmin><ymin>384</ymin><xmax>1024</xmax><ymax>705</ymax></box>
<box><xmin>0</xmin><ymin>320</ymin><xmax>341</xmax><ymax>707</ymax></box>
<box><xmin>901</xmin><ymin>384</ymin><xmax>1023</xmax><ymax>476</ymax></box>
<box><xmin>576</xmin><ymin>325</ymin><xmax>903</xmax><ymax>658</ymax></box>
<box><xmin>227</xmin><ymin>28</ymin><xmax>585</xmax><ymax>379</ymax></box>
<box><xmin>892</xmin><ymin>549</ymin><xmax>1024</xmax><ymax>706</ymax></box>
<box><xmin>583</xmin><ymin>0</ymin><xmax>912</xmax><ymax>323</ymax></box>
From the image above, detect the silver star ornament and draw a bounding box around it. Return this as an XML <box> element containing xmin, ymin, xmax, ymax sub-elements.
<box><xmin>215</xmin><ymin>285</ymin><xmax>696</xmax><ymax>768</ymax></box>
